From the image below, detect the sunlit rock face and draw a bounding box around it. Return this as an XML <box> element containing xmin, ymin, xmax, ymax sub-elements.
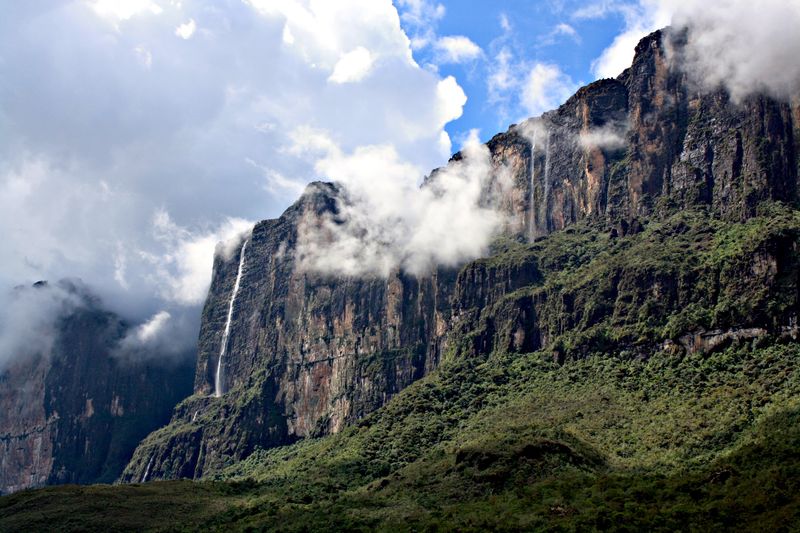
<box><xmin>122</xmin><ymin>28</ymin><xmax>798</xmax><ymax>483</ymax></box>
<box><xmin>0</xmin><ymin>283</ymin><xmax>194</xmax><ymax>494</ymax></box>
<box><xmin>491</xmin><ymin>29</ymin><xmax>797</xmax><ymax>239</ymax></box>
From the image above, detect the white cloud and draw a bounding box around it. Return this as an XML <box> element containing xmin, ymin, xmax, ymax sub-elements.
<box><xmin>488</xmin><ymin>48</ymin><xmax>514</xmax><ymax>99</ymax></box>
<box><xmin>133</xmin><ymin>45</ymin><xmax>153</xmax><ymax>69</ymax></box>
<box><xmin>584</xmin><ymin>1</ymin><xmax>672</xmax><ymax>78</ymax></box>
<box><xmin>328</xmin><ymin>47</ymin><xmax>374</xmax><ymax>84</ymax></box>
<box><xmin>90</xmin><ymin>0</ymin><xmax>163</xmax><ymax>22</ymax></box>
<box><xmin>555</xmin><ymin>23</ymin><xmax>579</xmax><ymax>39</ymax></box>
<box><xmin>579</xmin><ymin>122</ymin><xmax>629</xmax><ymax>150</ymax></box>
<box><xmin>132</xmin><ymin>310</ymin><xmax>172</xmax><ymax>344</ymax></box>
<box><xmin>433</xmin><ymin>35</ymin><xmax>482</xmax><ymax>63</ymax></box>
<box><xmin>499</xmin><ymin>13</ymin><xmax>511</xmax><ymax>33</ymax></box>
<box><xmin>247</xmin><ymin>158</ymin><xmax>306</xmax><ymax>198</ymax></box>
<box><xmin>295</xmin><ymin>135</ymin><xmax>510</xmax><ymax>277</ymax></box>
<box><xmin>435</xmin><ymin>75</ymin><xmax>468</xmax><ymax>127</ymax></box>
<box><xmin>116</xmin><ymin>308</ymin><xmax>200</xmax><ymax>360</ymax></box>
<box><xmin>486</xmin><ymin>14</ymin><xmax>580</xmax><ymax>124</ymax></box>
<box><xmin>0</xmin><ymin>0</ymin><xmax>467</xmax><ymax>362</ymax></box>
<box><xmin>396</xmin><ymin>0</ymin><xmax>446</xmax><ymax>50</ymax></box>
<box><xmin>666</xmin><ymin>0</ymin><xmax>800</xmax><ymax>102</ymax></box>
<box><xmin>572</xmin><ymin>1</ymin><xmax>622</xmax><ymax>20</ymax></box>
<box><xmin>174</xmin><ymin>18</ymin><xmax>196</xmax><ymax>39</ymax></box>
<box><xmin>587</xmin><ymin>0</ymin><xmax>800</xmax><ymax>100</ymax></box>
<box><xmin>0</xmin><ymin>282</ymin><xmax>86</xmax><ymax>370</ymax></box>
<box><xmin>521</xmin><ymin>63</ymin><xmax>578</xmax><ymax>117</ymax></box>
<box><xmin>146</xmin><ymin>210</ymin><xmax>254</xmax><ymax>306</ymax></box>
<box><xmin>397</xmin><ymin>0</ymin><xmax>445</xmax><ymax>25</ymax></box>
<box><xmin>539</xmin><ymin>22</ymin><xmax>581</xmax><ymax>46</ymax></box>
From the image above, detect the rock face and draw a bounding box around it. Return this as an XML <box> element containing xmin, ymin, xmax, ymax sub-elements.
<box><xmin>121</xmin><ymin>187</ymin><xmax>459</xmax><ymax>479</ymax></box>
<box><xmin>122</xmin><ymin>28</ymin><xmax>799</xmax><ymax>482</ymax></box>
<box><xmin>488</xmin><ymin>29</ymin><xmax>797</xmax><ymax>239</ymax></box>
<box><xmin>0</xmin><ymin>283</ymin><xmax>193</xmax><ymax>494</ymax></box>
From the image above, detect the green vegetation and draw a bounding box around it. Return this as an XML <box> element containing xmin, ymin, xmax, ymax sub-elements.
<box><xmin>2</xmin><ymin>203</ymin><xmax>799</xmax><ymax>531</ymax></box>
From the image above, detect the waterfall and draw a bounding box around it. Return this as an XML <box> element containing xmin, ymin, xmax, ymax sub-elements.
<box><xmin>543</xmin><ymin>131</ymin><xmax>551</xmax><ymax>229</ymax></box>
<box><xmin>214</xmin><ymin>239</ymin><xmax>249</xmax><ymax>398</ymax></box>
<box><xmin>528</xmin><ymin>130</ymin><xmax>537</xmax><ymax>241</ymax></box>
<box><xmin>141</xmin><ymin>454</ymin><xmax>154</xmax><ymax>483</ymax></box>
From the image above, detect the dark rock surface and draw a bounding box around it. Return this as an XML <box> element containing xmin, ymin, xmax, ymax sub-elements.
<box><xmin>0</xmin><ymin>283</ymin><xmax>194</xmax><ymax>494</ymax></box>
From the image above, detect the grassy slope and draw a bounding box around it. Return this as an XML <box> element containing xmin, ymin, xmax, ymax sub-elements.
<box><xmin>2</xmin><ymin>204</ymin><xmax>799</xmax><ymax>532</ymax></box>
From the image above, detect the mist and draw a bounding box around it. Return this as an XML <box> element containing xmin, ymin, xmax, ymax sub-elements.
<box><xmin>666</xmin><ymin>0</ymin><xmax>800</xmax><ymax>102</ymax></box>
<box><xmin>295</xmin><ymin>132</ymin><xmax>511</xmax><ymax>278</ymax></box>
<box><xmin>0</xmin><ymin>281</ymin><xmax>86</xmax><ymax>370</ymax></box>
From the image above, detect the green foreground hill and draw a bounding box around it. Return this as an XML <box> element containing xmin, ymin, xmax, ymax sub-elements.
<box><xmin>2</xmin><ymin>203</ymin><xmax>799</xmax><ymax>532</ymax></box>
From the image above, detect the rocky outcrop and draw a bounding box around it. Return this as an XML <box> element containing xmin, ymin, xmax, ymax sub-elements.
<box><xmin>454</xmin><ymin>225</ymin><xmax>799</xmax><ymax>364</ymax></box>
<box><xmin>0</xmin><ymin>283</ymin><xmax>193</xmax><ymax>494</ymax></box>
<box><xmin>123</xmin><ymin>28</ymin><xmax>799</xmax><ymax>482</ymax></box>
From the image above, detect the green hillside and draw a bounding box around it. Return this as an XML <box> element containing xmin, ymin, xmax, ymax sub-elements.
<box><xmin>2</xmin><ymin>203</ymin><xmax>799</xmax><ymax>532</ymax></box>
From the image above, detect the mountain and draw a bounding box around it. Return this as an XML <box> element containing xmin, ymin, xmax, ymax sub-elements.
<box><xmin>120</xmin><ymin>28</ymin><xmax>799</xmax><ymax>483</ymax></box>
<box><xmin>0</xmin><ymin>281</ymin><xmax>194</xmax><ymax>494</ymax></box>
<box><xmin>1</xmin><ymin>27</ymin><xmax>800</xmax><ymax>531</ymax></box>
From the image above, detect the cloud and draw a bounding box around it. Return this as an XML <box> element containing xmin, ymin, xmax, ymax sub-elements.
<box><xmin>0</xmin><ymin>0</ymin><xmax>466</xmax><ymax>363</ymax></box>
<box><xmin>115</xmin><ymin>309</ymin><xmax>198</xmax><ymax>361</ymax></box>
<box><xmin>587</xmin><ymin>0</ymin><xmax>800</xmax><ymax>100</ymax></box>
<box><xmin>145</xmin><ymin>211</ymin><xmax>254</xmax><ymax>306</ymax></box>
<box><xmin>666</xmin><ymin>0</ymin><xmax>800</xmax><ymax>102</ymax></box>
<box><xmin>247</xmin><ymin>159</ymin><xmax>307</xmax><ymax>199</ymax></box>
<box><xmin>295</xmin><ymin>134</ymin><xmax>510</xmax><ymax>277</ymax></box>
<box><xmin>578</xmin><ymin>122</ymin><xmax>629</xmax><ymax>150</ymax></box>
<box><xmin>488</xmin><ymin>47</ymin><xmax>515</xmax><ymax>98</ymax></box>
<box><xmin>436</xmin><ymin>76</ymin><xmax>468</xmax><ymax>127</ymax></box>
<box><xmin>174</xmin><ymin>18</ymin><xmax>196</xmax><ymax>40</ymax></box>
<box><xmin>580</xmin><ymin>0</ymin><xmax>672</xmax><ymax>79</ymax></box>
<box><xmin>499</xmin><ymin>13</ymin><xmax>512</xmax><ymax>33</ymax></box>
<box><xmin>90</xmin><ymin>0</ymin><xmax>162</xmax><ymax>22</ymax></box>
<box><xmin>554</xmin><ymin>23</ymin><xmax>579</xmax><ymax>40</ymax></box>
<box><xmin>487</xmin><ymin>15</ymin><xmax>580</xmax><ymax>125</ymax></box>
<box><xmin>0</xmin><ymin>282</ymin><xmax>86</xmax><ymax>370</ymax></box>
<box><xmin>539</xmin><ymin>23</ymin><xmax>581</xmax><ymax>46</ymax></box>
<box><xmin>328</xmin><ymin>47</ymin><xmax>375</xmax><ymax>84</ymax></box>
<box><xmin>134</xmin><ymin>45</ymin><xmax>153</xmax><ymax>69</ymax></box>
<box><xmin>395</xmin><ymin>0</ymin><xmax>446</xmax><ymax>50</ymax></box>
<box><xmin>433</xmin><ymin>35</ymin><xmax>482</xmax><ymax>64</ymax></box>
<box><xmin>521</xmin><ymin>63</ymin><xmax>579</xmax><ymax>117</ymax></box>
<box><xmin>129</xmin><ymin>310</ymin><xmax>172</xmax><ymax>344</ymax></box>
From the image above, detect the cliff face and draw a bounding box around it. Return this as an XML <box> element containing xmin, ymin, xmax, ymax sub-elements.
<box><xmin>0</xmin><ymin>283</ymin><xmax>194</xmax><ymax>494</ymax></box>
<box><xmin>122</xmin><ymin>187</ymin><xmax>459</xmax><ymax>480</ymax></box>
<box><xmin>122</xmin><ymin>28</ymin><xmax>799</xmax><ymax>482</ymax></box>
<box><xmin>487</xmin><ymin>29</ymin><xmax>796</xmax><ymax>240</ymax></box>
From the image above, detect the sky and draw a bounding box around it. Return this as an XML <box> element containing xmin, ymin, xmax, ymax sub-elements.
<box><xmin>400</xmin><ymin>0</ymin><xmax>667</xmax><ymax>143</ymax></box>
<box><xmin>1</xmin><ymin>0</ymin><xmax>798</xmax><ymax>365</ymax></box>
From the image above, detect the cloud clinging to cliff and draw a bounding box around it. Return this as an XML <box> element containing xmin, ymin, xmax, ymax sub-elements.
<box><xmin>666</xmin><ymin>0</ymin><xmax>800</xmax><ymax>102</ymax></box>
<box><xmin>0</xmin><ymin>0</ymin><xmax>468</xmax><ymax>361</ymax></box>
<box><xmin>588</xmin><ymin>0</ymin><xmax>800</xmax><ymax>102</ymax></box>
<box><xmin>294</xmin><ymin>131</ymin><xmax>510</xmax><ymax>277</ymax></box>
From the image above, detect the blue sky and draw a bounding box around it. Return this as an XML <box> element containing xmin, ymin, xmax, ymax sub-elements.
<box><xmin>397</xmin><ymin>0</ymin><xmax>647</xmax><ymax>145</ymax></box>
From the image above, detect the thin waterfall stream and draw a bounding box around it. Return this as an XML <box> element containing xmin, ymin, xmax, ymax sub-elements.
<box><xmin>528</xmin><ymin>130</ymin><xmax>537</xmax><ymax>240</ymax></box>
<box><xmin>214</xmin><ymin>239</ymin><xmax>249</xmax><ymax>398</ymax></box>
